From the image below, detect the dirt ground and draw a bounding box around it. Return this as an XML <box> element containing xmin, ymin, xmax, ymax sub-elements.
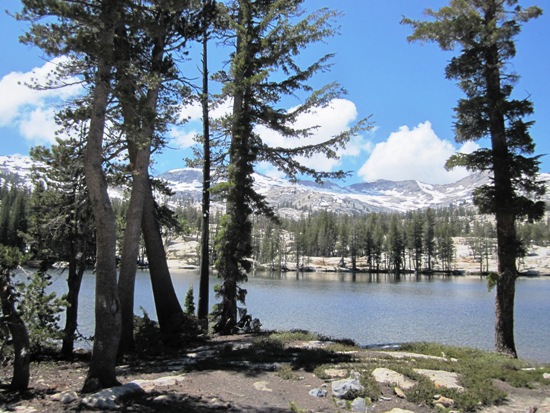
<box><xmin>1</xmin><ymin>334</ymin><xmax>549</xmax><ymax>413</ymax></box>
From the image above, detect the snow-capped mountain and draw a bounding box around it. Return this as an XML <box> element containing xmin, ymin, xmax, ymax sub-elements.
<box><xmin>158</xmin><ymin>166</ymin><xmax>499</xmax><ymax>216</ymax></box>
<box><xmin>3</xmin><ymin>154</ymin><xmax>549</xmax><ymax>216</ymax></box>
<box><xmin>0</xmin><ymin>154</ymin><xmax>36</xmax><ymax>181</ymax></box>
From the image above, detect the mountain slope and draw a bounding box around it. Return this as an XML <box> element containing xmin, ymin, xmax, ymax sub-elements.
<box><xmin>3</xmin><ymin>154</ymin><xmax>548</xmax><ymax>216</ymax></box>
<box><xmin>159</xmin><ymin>167</ymin><xmax>495</xmax><ymax>216</ymax></box>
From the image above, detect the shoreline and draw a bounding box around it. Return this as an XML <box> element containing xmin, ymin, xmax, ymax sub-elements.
<box><xmin>165</xmin><ymin>258</ymin><xmax>550</xmax><ymax>278</ymax></box>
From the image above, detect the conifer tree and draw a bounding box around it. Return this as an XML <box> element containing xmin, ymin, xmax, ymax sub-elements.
<box><xmin>29</xmin><ymin>138</ymin><xmax>94</xmax><ymax>356</ymax></box>
<box><xmin>423</xmin><ymin>208</ymin><xmax>436</xmax><ymax>272</ymax></box>
<box><xmin>19</xmin><ymin>0</ymin><xmax>125</xmax><ymax>391</ymax></box>
<box><xmin>213</xmin><ymin>0</ymin><xmax>369</xmax><ymax>333</ymax></box>
<box><xmin>404</xmin><ymin>0</ymin><xmax>545</xmax><ymax>357</ymax></box>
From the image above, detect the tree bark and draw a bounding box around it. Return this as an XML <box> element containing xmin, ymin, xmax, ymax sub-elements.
<box><xmin>61</xmin><ymin>247</ymin><xmax>87</xmax><ymax>356</ymax></box>
<box><xmin>82</xmin><ymin>0</ymin><xmax>122</xmax><ymax>393</ymax></box>
<box><xmin>117</xmin><ymin>141</ymin><xmax>150</xmax><ymax>353</ymax></box>
<box><xmin>214</xmin><ymin>1</ymin><xmax>256</xmax><ymax>334</ymax></box>
<box><xmin>116</xmin><ymin>3</ymin><xmax>179</xmax><ymax>352</ymax></box>
<box><xmin>484</xmin><ymin>2</ymin><xmax>518</xmax><ymax>358</ymax></box>
<box><xmin>0</xmin><ymin>274</ymin><xmax>30</xmax><ymax>390</ymax></box>
<box><xmin>198</xmin><ymin>10</ymin><xmax>211</xmax><ymax>326</ymax></box>
<box><xmin>141</xmin><ymin>180</ymin><xmax>185</xmax><ymax>336</ymax></box>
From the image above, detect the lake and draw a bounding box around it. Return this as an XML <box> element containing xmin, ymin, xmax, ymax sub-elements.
<box><xmin>48</xmin><ymin>269</ymin><xmax>550</xmax><ymax>363</ymax></box>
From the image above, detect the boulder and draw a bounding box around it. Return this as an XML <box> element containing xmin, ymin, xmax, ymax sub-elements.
<box><xmin>394</xmin><ymin>386</ymin><xmax>407</xmax><ymax>399</ymax></box>
<box><xmin>253</xmin><ymin>381</ymin><xmax>272</xmax><ymax>392</ymax></box>
<box><xmin>324</xmin><ymin>368</ymin><xmax>348</xmax><ymax>378</ymax></box>
<box><xmin>309</xmin><ymin>387</ymin><xmax>328</xmax><ymax>397</ymax></box>
<box><xmin>351</xmin><ymin>397</ymin><xmax>368</xmax><ymax>412</ymax></box>
<box><xmin>81</xmin><ymin>382</ymin><xmax>144</xmax><ymax>410</ymax></box>
<box><xmin>50</xmin><ymin>391</ymin><xmax>79</xmax><ymax>404</ymax></box>
<box><xmin>434</xmin><ymin>394</ymin><xmax>455</xmax><ymax>408</ymax></box>
<box><xmin>332</xmin><ymin>371</ymin><xmax>365</xmax><ymax>399</ymax></box>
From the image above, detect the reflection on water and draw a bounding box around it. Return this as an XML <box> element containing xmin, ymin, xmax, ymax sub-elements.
<box><xmin>49</xmin><ymin>269</ymin><xmax>550</xmax><ymax>363</ymax></box>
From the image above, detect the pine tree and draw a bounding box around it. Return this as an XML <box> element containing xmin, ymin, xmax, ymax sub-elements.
<box><xmin>423</xmin><ymin>208</ymin><xmax>436</xmax><ymax>272</ymax></box>
<box><xmin>212</xmin><ymin>0</ymin><xmax>369</xmax><ymax>333</ymax></box>
<box><xmin>29</xmin><ymin>138</ymin><xmax>95</xmax><ymax>356</ymax></box>
<box><xmin>20</xmin><ymin>0</ymin><xmax>125</xmax><ymax>391</ymax></box>
<box><xmin>404</xmin><ymin>0</ymin><xmax>545</xmax><ymax>357</ymax></box>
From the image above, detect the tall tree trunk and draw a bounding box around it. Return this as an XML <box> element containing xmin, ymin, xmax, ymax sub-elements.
<box><xmin>141</xmin><ymin>180</ymin><xmax>185</xmax><ymax>336</ymax></box>
<box><xmin>117</xmin><ymin>141</ymin><xmax>150</xmax><ymax>353</ymax></box>
<box><xmin>61</xmin><ymin>247</ymin><xmax>87</xmax><ymax>356</ymax></box>
<box><xmin>116</xmin><ymin>11</ymin><xmax>167</xmax><ymax>353</ymax></box>
<box><xmin>0</xmin><ymin>273</ymin><xmax>30</xmax><ymax>391</ymax></box>
<box><xmin>484</xmin><ymin>3</ymin><xmax>518</xmax><ymax>358</ymax></box>
<box><xmin>494</xmin><ymin>213</ymin><xmax>518</xmax><ymax>357</ymax></box>
<box><xmin>198</xmin><ymin>9</ymin><xmax>211</xmax><ymax>326</ymax></box>
<box><xmin>82</xmin><ymin>0</ymin><xmax>121</xmax><ymax>393</ymax></box>
<box><xmin>215</xmin><ymin>1</ymin><xmax>255</xmax><ymax>333</ymax></box>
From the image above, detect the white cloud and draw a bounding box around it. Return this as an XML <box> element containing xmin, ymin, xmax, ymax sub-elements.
<box><xmin>169</xmin><ymin>128</ymin><xmax>198</xmax><ymax>149</ymax></box>
<box><xmin>178</xmin><ymin>98</ymin><xmax>234</xmax><ymax>123</ymax></box>
<box><xmin>18</xmin><ymin>108</ymin><xmax>61</xmax><ymax>144</ymax></box>
<box><xmin>256</xmin><ymin>98</ymin><xmax>369</xmax><ymax>173</ymax></box>
<box><xmin>178</xmin><ymin>101</ymin><xmax>203</xmax><ymax>122</ymax></box>
<box><xmin>0</xmin><ymin>57</ymin><xmax>82</xmax><ymax>145</ymax></box>
<box><xmin>174</xmin><ymin>98</ymin><xmax>369</xmax><ymax>175</ymax></box>
<box><xmin>358</xmin><ymin>121</ymin><xmax>477</xmax><ymax>184</ymax></box>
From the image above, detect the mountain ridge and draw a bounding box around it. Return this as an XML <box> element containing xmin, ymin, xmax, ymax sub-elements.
<box><xmin>2</xmin><ymin>154</ymin><xmax>549</xmax><ymax>217</ymax></box>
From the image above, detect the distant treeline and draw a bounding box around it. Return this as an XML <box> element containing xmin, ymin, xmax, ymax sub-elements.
<box><xmin>2</xmin><ymin>172</ymin><xmax>549</xmax><ymax>274</ymax></box>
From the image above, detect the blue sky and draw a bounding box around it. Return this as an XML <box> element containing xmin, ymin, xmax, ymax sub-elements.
<box><xmin>1</xmin><ymin>0</ymin><xmax>549</xmax><ymax>185</ymax></box>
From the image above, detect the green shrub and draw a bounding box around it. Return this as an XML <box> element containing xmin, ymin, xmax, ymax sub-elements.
<box><xmin>17</xmin><ymin>269</ymin><xmax>66</xmax><ymax>354</ymax></box>
<box><xmin>276</xmin><ymin>364</ymin><xmax>300</xmax><ymax>380</ymax></box>
<box><xmin>184</xmin><ymin>285</ymin><xmax>195</xmax><ymax>316</ymax></box>
<box><xmin>133</xmin><ymin>308</ymin><xmax>162</xmax><ymax>355</ymax></box>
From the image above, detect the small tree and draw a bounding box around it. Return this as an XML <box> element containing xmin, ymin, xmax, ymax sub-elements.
<box><xmin>0</xmin><ymin>245</ymin><xmax>30</xmax><ymax>390</ymax></box>
<box><xmin>16</xmin><ymin>268</ymin><xmax>66</xmax><ymax>354</ymax></box>
<box><xmin>184</xmin><ymin>286</ymin><xmax>196</xmax><ymax>316</ymax></box>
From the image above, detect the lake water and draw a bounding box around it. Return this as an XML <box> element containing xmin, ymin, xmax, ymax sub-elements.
<box><xmin>48</xmin><ymin>269</ymin><xmax>550</xmax><ymax>363</ymax></box>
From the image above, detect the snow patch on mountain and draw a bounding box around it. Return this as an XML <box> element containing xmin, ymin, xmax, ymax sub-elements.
<box><xmin>2</xmin><ymin>154</ymin><xmax>548</xmax><ymax>216</ymax></box>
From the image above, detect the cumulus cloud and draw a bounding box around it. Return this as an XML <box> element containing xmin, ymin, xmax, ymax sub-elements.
<box><xmin>256</xmin><ymin>98</ymin><xmax>369</xmax><ymax>174</ymax></box>
<box><xmin>358</xmin><ymin>121</ymin><xmax>477</xmax><ymax>185</ymax></box>
<box><xmin>177</xmin><ymin>99</ymin><xmax>233</xmax><ymax>123</ymax></box>
<box><xmin>0</xmin><ymin>57</ymin><xmax>81</xmax><ymax>144</ymax></box>
<box><xmin>172</xmin><ymin>98</ymin><xmax>369</xmax><ymax>177</ymax></box>
<box><xmin>18</xmin><ymin>108</ymin><xmax>60</xmax><ymax>144</ymax></box>
<box><xmin>169</xmin><ymin>128</ymin><xmax>198</xmax><ymax>149</ymax></box>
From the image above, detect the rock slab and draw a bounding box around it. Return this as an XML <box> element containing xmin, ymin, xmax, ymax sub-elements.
<box><xmin>371</xmin><ymin>367</ymin><xmax>416</xmax><ymax>390</ymax></box>
<box><xmin>414</xmin><ymin>368</ymin><xmax>464</xmax><ymax>391</ymax></box>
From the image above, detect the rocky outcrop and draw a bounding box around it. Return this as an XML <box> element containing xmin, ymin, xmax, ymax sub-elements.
<box><xmin>372</xmin><ymin>367</ymin><xmax>417</xmax><ymax>390</ymax></box>
<box><xmin>51</xmin><ymin>375</ymin><xmax>187</xmax><ymax>411</ymax></box>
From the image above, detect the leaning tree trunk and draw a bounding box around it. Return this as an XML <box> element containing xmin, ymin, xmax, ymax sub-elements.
<box><xmin>0</xmin><ymin>273</ymin><xmax>30</xmax><ymax>391</ymax></box>
<box><xmin>141</xmin><ymin>179</ymin><xmax>185</xmax><ymax>336</ymax></box>
<box><xmin>116</xmin><ymin>10</ymin><xmax>167</xmax><ymax>354</ymax></box>
<box><xmin>117</xmin><ymin>141</ymin><xmax>150</xmax><ymax>353</ymax></box>
<box><xmin>81</xmin><ymin>0</ymin><xmax>122</xmax><ymax>393</ymax></box>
